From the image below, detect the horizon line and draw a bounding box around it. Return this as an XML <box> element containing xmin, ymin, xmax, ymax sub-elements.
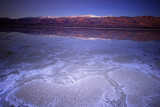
<box><xmin>0</xmin><ymin>15</ymin><xmax>159</xmax><ymax>19</ymax></box>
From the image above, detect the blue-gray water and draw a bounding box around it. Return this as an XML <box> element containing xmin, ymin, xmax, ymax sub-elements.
<box><xmin>0</xmin><ymin>27</ymin><xmax>160</xmax><ymax>106</ymax></box>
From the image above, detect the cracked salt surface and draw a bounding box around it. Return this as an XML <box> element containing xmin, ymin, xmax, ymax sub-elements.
<box><xmin>7</xmin><ymin>75</ymin><xmax>118</xmax><ymax>106</ymax></box>
<box><xmin>0</xmin><ymin>30</ymin><xmax>160</xmax><ymax>107</ymax></box>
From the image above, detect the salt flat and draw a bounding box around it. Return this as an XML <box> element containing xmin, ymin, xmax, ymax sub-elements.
<box><xmin>0</xmin><ymin>30</ymin><xmax>160</xmax><ymax>107</ymax></box>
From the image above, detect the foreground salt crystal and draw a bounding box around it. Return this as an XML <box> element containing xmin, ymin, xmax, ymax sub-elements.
<box><xmin>7</xmin><ymin>75</ymin><xmax>118</xmax><ymax>106</ymax></box>
<box><xmin>109</xmin><ymin>68</ymin><xmax>160</xmax><ymax>106</ymax></box>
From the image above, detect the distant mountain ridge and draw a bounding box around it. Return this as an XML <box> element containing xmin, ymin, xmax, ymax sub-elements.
<box><xmin>0</xmin><ymin>15</ymin><xmax>160</xmax><ymax>29</ymax></box>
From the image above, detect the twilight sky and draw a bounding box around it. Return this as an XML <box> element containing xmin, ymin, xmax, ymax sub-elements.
<box><xmin>0</xmin><ymin>0</ymin><xmax>160</xmax><ymax>18</ymax></box>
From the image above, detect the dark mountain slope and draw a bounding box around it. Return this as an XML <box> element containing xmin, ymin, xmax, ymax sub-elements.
<box><xmin>0</xmin><ymin>16</ymin><xmax>160</xmax><ymax>28</ymax></box>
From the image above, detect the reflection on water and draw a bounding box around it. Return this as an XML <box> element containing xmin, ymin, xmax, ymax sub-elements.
<box><xmin>0</xmin><ymin>27</ymin><xmax>160</xmax><ymax>106</ymax></box>
<box><xmin>1</xmin><ymin>27</ymin><xmax>160</xmax><ymax>41</ymax></box>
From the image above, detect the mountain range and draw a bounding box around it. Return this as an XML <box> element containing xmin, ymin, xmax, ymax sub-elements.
<box><xmin>0</xmin><ymin>15</ymin><xmax>160</xmax><ymax>29</ymax></box>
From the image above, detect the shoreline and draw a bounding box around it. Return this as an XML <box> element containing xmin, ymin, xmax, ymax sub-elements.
<box><xmin>0</xmin><ymin>25</ymin><xmax>160</xmax><ymax>31</ymax></box>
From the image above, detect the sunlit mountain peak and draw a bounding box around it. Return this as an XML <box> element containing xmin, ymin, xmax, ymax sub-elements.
<box><xmin>78</xmin><ymin>15</ymin><xmax>100</xmax><ymax>17</ymax></box>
